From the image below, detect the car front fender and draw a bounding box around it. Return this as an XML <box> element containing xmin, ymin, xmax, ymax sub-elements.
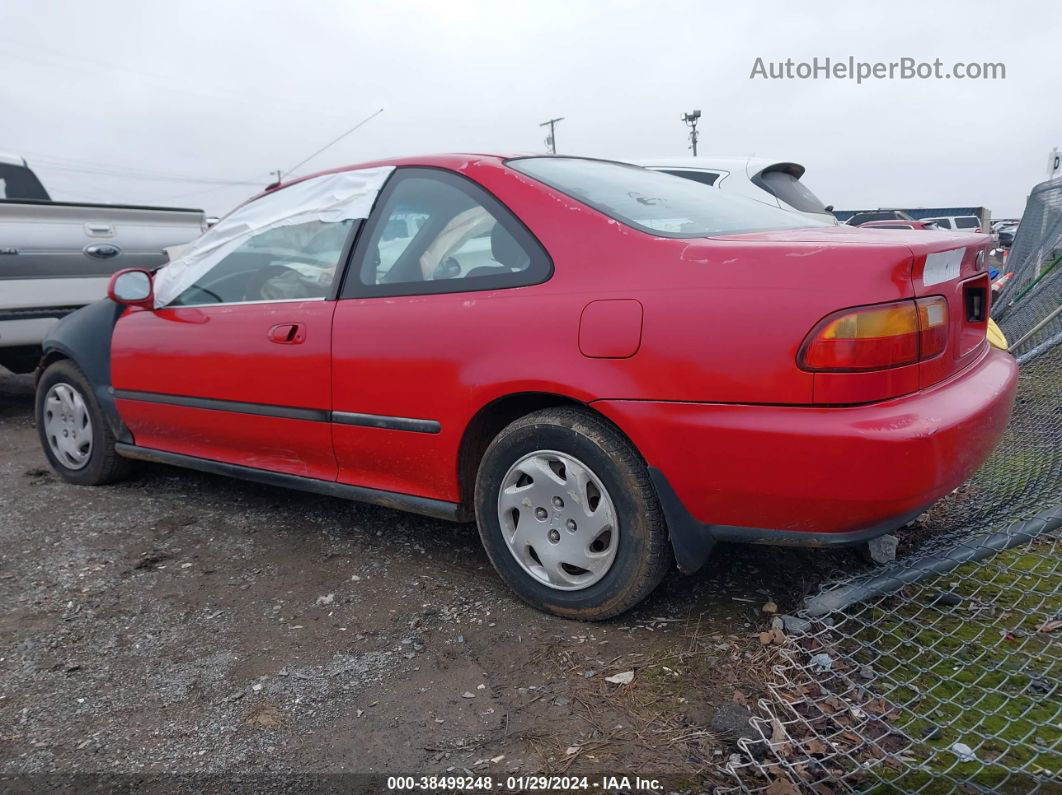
<box><xmin>39</xmin><ymin>299</ymin><xmax>131</xmax><ymax>443</ymax></box>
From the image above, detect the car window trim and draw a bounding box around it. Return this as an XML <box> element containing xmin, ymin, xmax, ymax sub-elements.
<box><xmin>159</xmin><ymin>296</ymin><xmax>329</xmax><ymax>309</ymax></box>
<box><xmin>339</xmin><ymin>166</ymin><xmax>553</xmax><ymax>300</ymax></box>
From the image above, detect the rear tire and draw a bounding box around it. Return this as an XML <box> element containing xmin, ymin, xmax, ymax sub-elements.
<box><xmin>474</xmin><ymin>407</ymin><xmax>672</xmax><ymax>620</ymax></box>
<box><xmin>36</xmin><ymin>360</ymin><xmax>131</xmax><ymax>486</ymax></box>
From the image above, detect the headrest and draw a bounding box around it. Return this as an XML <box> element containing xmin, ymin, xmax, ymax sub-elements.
<box><xmin>491</xmin><ymin>223</ymin><xmax>525</xmax><ymax>269</ymax></box>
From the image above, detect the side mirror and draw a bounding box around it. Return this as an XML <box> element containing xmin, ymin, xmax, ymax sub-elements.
<box><xmin>107</xmin><ymin>268</ymin><xmax>154</xmax><ymax>307</ymax></box>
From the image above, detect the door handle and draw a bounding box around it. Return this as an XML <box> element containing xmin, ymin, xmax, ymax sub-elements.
<box><xmin>84</xmin><ymin>243</ymin><xmax>122</xmax><ymax>259</ymax></box>
<box><xmin>267</xmin><ymin>323</ymin><xmax>306</xmax><ymax>344</ymax></box>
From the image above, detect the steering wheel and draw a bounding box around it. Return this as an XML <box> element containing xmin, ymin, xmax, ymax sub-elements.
<box><xmin>242</xmin><ymin>264</ymin><xmax>305</xmax><ymax>301</ymax></box>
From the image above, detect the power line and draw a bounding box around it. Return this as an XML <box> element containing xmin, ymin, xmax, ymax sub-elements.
<box><xmin>283</xmin><ymin>108</ymin><xmax>385</xmax><ymax>179</ymax></box>
<box><xmin>8</xmin><ymin>147</ymin><xmax>267</xmax><ymax>186</ymax></box>
<box><xmin>31</xmin><ymin>161</ymin><xmax>263</xmax><ymax>186</ymax></box>
<box><xmin>0</xmin><ymin>36</ymin><xmax>352</xmax><ymax>120</ymax></box>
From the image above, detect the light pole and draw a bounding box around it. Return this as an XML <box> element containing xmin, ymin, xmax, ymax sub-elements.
<box><xmin>540</xmin><ymin>117</ymin><xmax>564</xmax><ymax>154</ymax></box>
<box><xmin>682</xmin><ymin>110</ymin><xmax>701</xmax><ymax>156</ymax></box>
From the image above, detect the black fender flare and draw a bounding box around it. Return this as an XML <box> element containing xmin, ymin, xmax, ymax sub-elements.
<box><xmin>37</xmin><ymin>299</ymin><xmax>132</xmax><ymax>443</ymax></box>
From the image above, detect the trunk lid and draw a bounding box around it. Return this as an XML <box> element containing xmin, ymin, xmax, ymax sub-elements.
<box><xmin>712</xmin><ymin>226</ymin><xmax>993</xmax><ymax>399</ymax></box>
<box><xmin>905</xmin><ymin>233</ymin><xmax>993</xmax><ymax>388</ymax></box>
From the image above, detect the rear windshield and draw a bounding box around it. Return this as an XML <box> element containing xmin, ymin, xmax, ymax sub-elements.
<box><xmin>507</xmin><ymin>157</ymin><xmax>826</xmax><ymax>238</ymax></box>
<box><xmin>756</xmin><ymin>169</ymin><xmax>829</xmax><ymax>214</ymax></box>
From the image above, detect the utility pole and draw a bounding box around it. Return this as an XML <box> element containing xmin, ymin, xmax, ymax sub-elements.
<box><xmin>682</xmin><ymin>109</ymin><xmax>702</xmax><ymax>156</ymax></box>
<box><xmin>540</xmin><ymin>117</ymin><xmax>564</xmax><ymax>154</ymax></box>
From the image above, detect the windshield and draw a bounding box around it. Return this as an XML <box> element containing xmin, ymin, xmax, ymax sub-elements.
<box><xmin>508</xmin><ymin>157</ymin><xmax>827</xmax><ymax>238</ymax></box>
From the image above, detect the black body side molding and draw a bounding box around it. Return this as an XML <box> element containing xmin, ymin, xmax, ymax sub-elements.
<box><xmin>648</xmin><ymin>467</ymin><xmax>927</xmax><ymax>574</ymax></box>
<box><xmin>115</xmin><ymin>443</ymin><xmax>473</xmax><ymax>523</ymax></box>
<box><xmin>38</xmin><ymin>300</ymin><xmax>131</xmax><ymax>443</ymax></box>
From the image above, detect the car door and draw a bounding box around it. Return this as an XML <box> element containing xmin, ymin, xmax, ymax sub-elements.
<box><xmin>329</xmin><ymin>168</ymin><xmax>553</xmax><ymax>501</ymax></box>
<box><xmin>111</xmin><ymin>211</ymin><xmax>358</xmax><ymax>481</ymax></box>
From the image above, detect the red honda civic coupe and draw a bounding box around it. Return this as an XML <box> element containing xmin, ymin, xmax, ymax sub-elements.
<box><xmin>35</xmin><ymin>155</ymin><xmax>1018</xmax><ymax>619</ymax></box>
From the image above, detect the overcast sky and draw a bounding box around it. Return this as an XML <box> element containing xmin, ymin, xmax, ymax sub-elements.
<box><xmin>2</xmin><ymin>0</ymin><xmax>1058</xmax><ymax>217</ymax></box>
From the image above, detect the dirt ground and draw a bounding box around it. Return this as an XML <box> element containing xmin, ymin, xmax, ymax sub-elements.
<box><xmin>0</xmin><ymin>368</ymin><xmax>865</xmax><ymax>791</ymax></box>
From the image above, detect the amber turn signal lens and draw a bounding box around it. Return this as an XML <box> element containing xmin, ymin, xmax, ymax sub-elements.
<box><xmin>800</xmin><ymin>298</ymin><xmax>948</xmax><ymax>372</ymax></box>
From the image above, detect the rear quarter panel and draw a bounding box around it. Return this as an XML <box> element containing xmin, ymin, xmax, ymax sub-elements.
<box><xmin>330</xmin><ymin>160</ymin><xmax>924</xmax><ymax>501</ymax></box>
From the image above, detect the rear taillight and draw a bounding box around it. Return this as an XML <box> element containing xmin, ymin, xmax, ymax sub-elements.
<box><xmin>799</xmin><ymin>298</ymin><xmax>948</xmax><ymax>372</ymax></box>
<box><xmin>916</xmin><ymin>296</ymin><xmax>948</xmax><ymax>359</ymax></box>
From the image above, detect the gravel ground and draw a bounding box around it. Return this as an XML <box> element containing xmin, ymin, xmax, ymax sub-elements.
<box><xmin>0</xmin><ymin>368</ymin><xmax>863</xmax><ymax>790</ymax></box>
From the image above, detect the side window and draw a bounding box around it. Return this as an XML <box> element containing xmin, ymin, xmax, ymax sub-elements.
<box><xmin>169</xmin><ymin>219</ymin><xmax>354</xmax><ymax>306</ymax></box>
<box><xmin>932</xmin><ymin>218</ymin><xmax>953</xmax><ymax>229</ymax></box>
<box><xmin>660</xmin><ymin>169</ymin><xmax>720</xmax><ymax>187</ymax></box>
<box><xmin>348</xmin><ymin>169</ymin><xmax>550</xmax><ymax>297</ymax></box>
<box><xmin>955</xmin><ymin>217</ymin><xmax>979</xmax><ymax>229</ymax></box>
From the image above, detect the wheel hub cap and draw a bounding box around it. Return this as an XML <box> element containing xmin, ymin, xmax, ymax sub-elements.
<box><xmin>43</xmin><ymin>383</ymin><xmax>93</xmax><ymax>470</ymax></box>
<box><xmin>497</xmin><ymin>450</ymin><xmax>618</xmax><ymax>591</ymax></box>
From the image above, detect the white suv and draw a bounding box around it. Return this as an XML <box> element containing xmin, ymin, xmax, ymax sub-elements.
<box><xmin>921</xmin><ymin>215</ymin><xmax>983</xmax><ymax>232</ymax></box>
<box><xmin>631</xmin><ymin>157</ymin><xmax>837</xmax><ymax>224</ymax></box>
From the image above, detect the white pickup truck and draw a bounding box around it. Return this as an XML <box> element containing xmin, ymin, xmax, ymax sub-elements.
<box><xmin>0</xmin><ymin>153</ymin><xmax>207</xmax><ymax>372</ymax></box>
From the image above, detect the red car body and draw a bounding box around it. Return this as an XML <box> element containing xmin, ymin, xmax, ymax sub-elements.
<box><xmin>48</xmin><ymin>154</ymin><xmax>1018</xmax><ymax>576</ymax></box>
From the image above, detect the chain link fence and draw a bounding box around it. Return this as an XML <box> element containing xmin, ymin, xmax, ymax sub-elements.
<box><xmin>995</xmin><ymin>175</ymin><xmax>1062</xmax><ymax>360</ymax></box>
<box><xmin>728</xmin><ymin>177</ymin><xmax>1062</xmax><ymax>793</ymax></box>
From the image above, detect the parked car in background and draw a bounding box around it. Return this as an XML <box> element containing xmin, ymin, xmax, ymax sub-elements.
<box><xmin>844</xmin><ymin>209</ymin><xmax>916</xmax><ymax>226</ymax></box>
<box><xmin>632</xmin><ymin>157</ymin><xmax>838</xmax><ymax>224</ymax></box>
<box><xmin>856</xmin><ymin>219</ymin><xmax>943</xmax><ymax>230</ymax></box>
<box><xmin>997</xmin><ymin>223</ymin><xmax>1020</xmax><ymax>248</ymax></box>
<box><xmin>923</xmin><ymin>215</ymin><xmax>983</xmax><ymax>233</ymax></box>
<box><xmin>35</xmin><ymin>154</ymin><xmax>1016</xmax><ymax>619</ymax></box>
<box><xmin>0</xmin><ymin>153</ymin><xmax>207</xmax><ymax>373</ymax></box>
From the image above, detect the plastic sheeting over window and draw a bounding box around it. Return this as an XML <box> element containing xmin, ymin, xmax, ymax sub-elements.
<box><xmin>152</xmin><ymin>167</ymin><xmax>394</xmax><ymax>307</ymax></box>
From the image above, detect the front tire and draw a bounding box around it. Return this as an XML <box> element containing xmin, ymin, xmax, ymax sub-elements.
<box><xmin>474</xmin><ymin>407</ymin><xmax>672</xmax><ymax>620</ymax></box>
<box><xmin>36</xmin><ymin>360</ymin><xmax>130</xmax><ymax>486</ymax></box>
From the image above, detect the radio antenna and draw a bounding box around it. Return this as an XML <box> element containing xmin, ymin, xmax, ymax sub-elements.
<box><xmin>281</xmin><ymin>107</ymin><xmax>385</xmax><ymax>180</ymax></box>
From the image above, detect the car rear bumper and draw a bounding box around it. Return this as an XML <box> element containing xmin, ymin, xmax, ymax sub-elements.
<box><xmin>593</xmin><ymin>347</ymin><xmax>1019</xmax><ymax>572</ymax></box>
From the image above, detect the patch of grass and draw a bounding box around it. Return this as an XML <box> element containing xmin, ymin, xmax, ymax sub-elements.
<box><xmin>847</xmin><ymin>535</ymin><xmax>1061</xmax><ymax>791</ymax></box>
